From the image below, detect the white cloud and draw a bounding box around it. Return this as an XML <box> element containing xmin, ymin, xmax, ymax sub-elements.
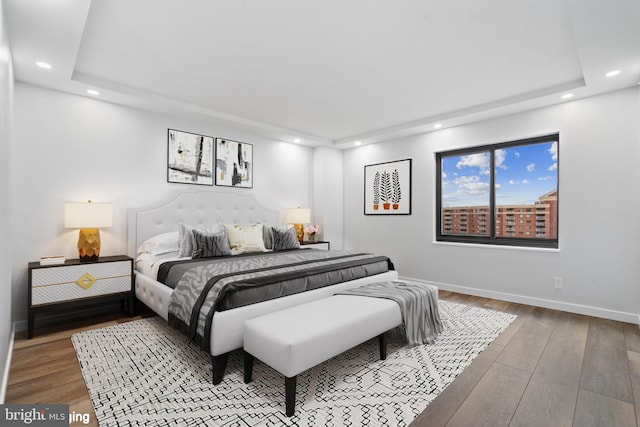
<box><xmin>537</xmin><ymin>176</ymin><xmax>554</xmax><ymax>181</ymax></box>
<box><xmin>495</xmin><ymin>149</ymin><xmax>507</xmax><ymax>170</ymax></box>
<box><xmin>547</xmin><ymin>141</ymin><xmax>558</xmax><ymax>171</ymax></box>
<box><xmin>526</xmin><ymin>163</ymin><xmax>535</xmax><ymax>172</ymax></box>
<box><xmin>521</xmin><ymin>179</ymin><xmax>529</xmax><ymax>184</ymax></box>
<box><xmin>453</xmin><ymin>175</ymin><xmax>480</xmax><ymax>186</ymax></box>
<box><xmin>456</xmin><ymin>153</ymin><xmax>489</xmax><ymax>170</ymax></box>
<box><xmin>442</xmin><ymin>171</ymin><xmax>447</xmax><ymax>178</ymax></box>
<box><xmin>508</xmin><ymin>179</ymin><xmax>516</xmax><ymax>185</ymax></box>
<box><xmin>452</xmin><ymin>175</ymin><xmax>490</xmax><ymax>195</ymax></box>
<box><xmin>548</xmin><ymin>141</ymin><xmax>558</xmax><ymax>161</ymax></box>
<box><xmin>455</xmin><ymin>182</ymin><xmax>491</xmax><ymax>195</ymax></box>
<box><xmin>515</xmin><ymin>152</ymin><xmax>520</xmax><ymax>158</ymax></box>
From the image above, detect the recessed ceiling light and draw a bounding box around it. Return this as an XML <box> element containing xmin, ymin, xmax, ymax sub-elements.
<box><xmin>605</xmin><ymin>70</ymin><xmax>621</xmax><ymax>78</ymax></box>
<box><xmin>433</xmin><ymin>123</ymin><xmax>443</xmax><ymax>129</ymax></box>
<box><xmin>561</xmin><ymin>93</ymin><xmax>574</xmax><ymax>100</ymax></box>
<box><xmin>354</xmin><ymin>141</ymin><xmax>362</xmax><ymax>146</ymax></box>
<box><xmin>87</xmin><ymin>89</ymin><xmax>100</xmax><ymax>96</ymax></box>
<box><xmin>36</xmin><ymin>61</ymin><xmax>52</xmax><ymax>70</ymax></box>
<box><xmin>293</xmin><ymin>138</ymin><xmax>301</xmax><ymax>143</ymax></box>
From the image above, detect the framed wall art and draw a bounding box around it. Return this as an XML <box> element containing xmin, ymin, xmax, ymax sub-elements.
<box><xmin>364</xmin><ymin>158</ymin><xmax>412</xmax><ymax>215</ymax></box>
<box><xmin>215</xmin><ymin>138</ymin><xmax>253</xmax><ymax>188</ymax></box>
<box><xmin>167</xmin><ymin>129</ymin><xmax>214</xmax><ymax>185</ymax></box>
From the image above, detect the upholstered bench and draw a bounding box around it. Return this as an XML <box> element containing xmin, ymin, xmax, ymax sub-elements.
<box><xmin>243</xmin><ymin>294</ymin><xmax>403</xmax><ymax>417</ymax></box>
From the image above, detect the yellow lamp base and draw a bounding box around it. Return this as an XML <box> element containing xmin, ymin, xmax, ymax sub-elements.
<box><xmin>78</xmin><ymin>228</ymin><xmax>101</xmax><ymax>261</ymax></box>
<box><xmin>294</xmin><ymin>223</ymin><xmax>304</xmax><ymax>244</ymax></box>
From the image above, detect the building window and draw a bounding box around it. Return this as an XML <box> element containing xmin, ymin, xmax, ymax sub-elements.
<box><xmin>436</xmin><ymin>134</ymin><xmax>558</xmax><ymax>248</ymax></box>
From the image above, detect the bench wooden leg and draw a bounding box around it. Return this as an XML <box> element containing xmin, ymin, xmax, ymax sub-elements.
<box><xmin>212</xmin><ymin>353</ymin><xmax>229</xmax><ymax>385</ymax></box>
<box><xmin>244</xmin><ymin>351</ymin><xmax>254</xmax><ymax>383</ymax></box>
<box><xmin>285</xmin><ymin>376</ymin><xmax>297</xmax><ymax>417</ymax></box>
<box><xmin>379</xmin><ymin>332</ymin><xmax>387</xmax><ymax>360</ymax></box>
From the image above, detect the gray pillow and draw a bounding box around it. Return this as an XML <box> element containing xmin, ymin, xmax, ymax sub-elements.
<box><xmin>191</xmin><ymin>228</ymin><xmax>232</xmax><ymax>258</ymax></box>
<box><xmin>178</xmin><ymin>221</ymin><xmax>223</xmax><ymax>257</ymax></box>
<box><xmin>262</xmin><ymin>223</ymin><xmax>290</xmax><ymax>250</ymax></box>
<box><xmin>272</xmin><ymin>227</ymin><xmax>300</xmax><ymax>251</ymax></box>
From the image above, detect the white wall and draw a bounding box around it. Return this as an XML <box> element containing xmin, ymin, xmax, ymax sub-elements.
<box><xmin>0</xmin><ymin>0</ymin><xmax>14</xmax><ymax>402</ymax></box>
<box><xmin>10</xmin><ymin>82</ymin><xmax>315</xmax><ymax>328</ymax></box>
<box><xmin>344</xmin><ymin>87</ymin><xmax>640</xmax><ymax>323</ymax></box>
<box><xmin>313</xmin><ymin>146</ymin><xmax>344</xmax><ymax>249</ymax></box>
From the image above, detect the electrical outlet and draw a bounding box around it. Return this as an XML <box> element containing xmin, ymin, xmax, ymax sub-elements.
<box><xmin>554</xmin><ymin>277</ymin><xmax>563</xmax><ymax>289</ymax></box>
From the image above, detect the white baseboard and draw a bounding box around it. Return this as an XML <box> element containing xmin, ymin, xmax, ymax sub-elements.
<box><xmin>0</xmin><ymin>323</ymin><xmax>15</xmax><ymax>404</ymax></box>
<box><xmin>400</xmin><ymin>276</ymin><xmax>640</xmax><ymax>325</ymax></box>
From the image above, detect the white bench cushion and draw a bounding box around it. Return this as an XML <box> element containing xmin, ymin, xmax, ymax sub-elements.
<box><xmin>244</xmin><ymin>295</ymin><xmax>402</xmax><ymax>378</ymax></box>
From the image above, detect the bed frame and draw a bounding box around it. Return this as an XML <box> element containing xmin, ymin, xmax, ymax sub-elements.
<box><xmin>127</xmin><ymin>190</ymin><xmax>398</xmax><ymax>383</ymax></box>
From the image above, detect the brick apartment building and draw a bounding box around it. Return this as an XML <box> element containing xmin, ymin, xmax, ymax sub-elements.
<box><xmin>442</xmin><ymin>190</ymin><xmax>558</xmax><ymax>239</ymax></box>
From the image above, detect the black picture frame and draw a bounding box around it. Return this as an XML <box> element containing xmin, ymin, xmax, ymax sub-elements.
<box><xmin>167</xmin><ymin>129</ymin><xmax>214</xmax><ymax>186</ymax></box>
<box><xmin>364</xmin><ymin>159</ymin><xmax>412</xmax><ymax>215</ymax></box>
<box><xmin>215</xmin><ymin>137</ymin><xmax>253</xmax><ymax>188</ymax></box>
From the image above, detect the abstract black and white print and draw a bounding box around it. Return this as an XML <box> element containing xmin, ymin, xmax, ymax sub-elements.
<box><xmin>215</xmin><ymin>138</ymin><xmax>253</xmax><ymax>188</ymax></box>
<box><xmin>167</xmin><ymin>129</ymin><xmax>214</xmax><ymax>185</ymax></box>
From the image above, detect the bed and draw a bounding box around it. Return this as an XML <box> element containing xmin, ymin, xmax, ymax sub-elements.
<box><xmin>127</xmin><ymin>191</ymin><xmax>398</xmax><ymax>383</ymax></box>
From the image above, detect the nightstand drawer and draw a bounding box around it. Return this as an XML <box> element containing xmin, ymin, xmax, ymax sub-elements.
<box><xmin>31</xmin><ymin>261</ymin><xmax>130</xmax><ymax>287</ymax></box>
<box><xmin>32</xmin><ymin>276</ymin><xmax>131</xmax><ymax>305</ymax></box>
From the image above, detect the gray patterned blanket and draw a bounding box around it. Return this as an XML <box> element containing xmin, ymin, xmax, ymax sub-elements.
<box><xmin>338</xmin><ymin>281</ymin><xmax>442</xmax><ymax>346</ymax></box>
<box><xmin>164</xmin><ymin>250</ymin><xmax>394</xmax><ymax>352</ymax></box>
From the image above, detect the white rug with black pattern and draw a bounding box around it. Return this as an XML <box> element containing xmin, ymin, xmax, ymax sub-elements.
<box><xmin>72</xmin><ymin>301</ymin><xmax>516</xmax><ymax>426</ymax></box>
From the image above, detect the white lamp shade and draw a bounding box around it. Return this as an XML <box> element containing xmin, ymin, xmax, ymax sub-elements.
<box><xmin>286</xmin><ymin>208</ymin><xmax>310</xmax><ymax>224</ymax></box>
<box><xmin>64</xmin><ymin>202</ymin><xmax>113</xmax><ymax>228</ymax></box>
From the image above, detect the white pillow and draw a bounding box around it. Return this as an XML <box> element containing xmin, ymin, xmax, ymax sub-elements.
<box><xmin>137</xmin><ymin>232</ymin><xmax>179</xmax><ymax>257</ymax></box>
<box><xmin>225</xmin><ymin>223</ymin><xmax>267</xmax><ymax>255</ymax></box>
<box><xmin>178</xmin><ymin>221</ymin><xmax>223</xmax><ymax>257</ymax></box>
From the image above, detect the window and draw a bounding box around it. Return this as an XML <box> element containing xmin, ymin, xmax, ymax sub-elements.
<box><xmin>436</xmin><ymin>134</ymin><xmax>558</xmax><ymax>248</ymax></box>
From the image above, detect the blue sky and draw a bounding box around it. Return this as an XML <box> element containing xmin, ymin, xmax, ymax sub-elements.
<box><xmin>441</xmin><ymin>140</ymin><xmax>558</xmax><ymax>207</ymax></box>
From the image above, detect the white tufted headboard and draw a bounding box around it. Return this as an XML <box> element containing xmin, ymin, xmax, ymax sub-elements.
<box><xmin>127</xmin><ymin>191</ymin><xmax>281</xmax><ymax>257</ymax></box>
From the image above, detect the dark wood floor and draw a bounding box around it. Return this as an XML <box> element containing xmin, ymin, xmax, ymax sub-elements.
<box><xmin>6</xmin><ymin>291</ymin><xmax>640</xmax><ymax>427</ymax></box>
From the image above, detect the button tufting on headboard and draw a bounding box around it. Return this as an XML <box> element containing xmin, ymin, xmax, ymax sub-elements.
<box><xmin>128</xmin><ymin>191</ymin><xmax>280</xmax><ymax>257</ymax></box>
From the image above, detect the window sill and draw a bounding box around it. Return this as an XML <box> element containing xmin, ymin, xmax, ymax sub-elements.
<box><xmin>432</xmin><ymin>240</ymin><xmax>560</xmax><ymax>253</ymax></box>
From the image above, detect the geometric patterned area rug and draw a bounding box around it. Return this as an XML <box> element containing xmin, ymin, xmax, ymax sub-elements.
<box><xmin>72</xmin><ymin>301</ymin><xmax>515</xmax><ymax>427</ymax></box>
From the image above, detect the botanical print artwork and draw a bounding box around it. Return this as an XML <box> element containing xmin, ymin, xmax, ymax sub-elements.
<box><xmin>215</xmin><ymin>138</ymin><xmax>253</xmax><ymax>188</ymax></box>
<box><xmin>167</xmin><ymin>129</ymin><xmax>214</xmax><ymax>185</ymax></box>
<box><xmin>364</xmin><ymin>159</ymin><xmax>411</xmax><ymax>215</ymax></box>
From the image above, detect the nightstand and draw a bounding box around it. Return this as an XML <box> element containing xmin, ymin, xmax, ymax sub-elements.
<box><xmin>300</xmin><ymin>241</ymin><xmax>330</xmax><ymax>250</ymax></box>
<box><xmin>28</xmin><ymin>255</ymin><xmax>134</xmax><ymax>339</ymax></box>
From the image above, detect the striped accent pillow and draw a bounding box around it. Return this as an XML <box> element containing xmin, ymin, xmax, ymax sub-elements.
<box><xmin>191</xmin><ymin>228</ymin><xmax>232</xmax><ymax>258</ymax></box>
<box><xmin>272</xmin><ymin>227</ymin><xmax>300</xmax><ymax>251</ymax></box>
<box><xmin>178</xmin><ymin>221</ymin><xmax>224</xmax><ymax>257</ymax></box>
<box><xmin>263</xmin><ymin>223</ymin><xmax>291</xmax><ymax>250</ymax></box>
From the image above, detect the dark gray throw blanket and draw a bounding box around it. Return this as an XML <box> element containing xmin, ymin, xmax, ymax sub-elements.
<box><xmin>337</xmin><ymin>281</ymin><xmax>443</xmax><ymax>346</ymax></box>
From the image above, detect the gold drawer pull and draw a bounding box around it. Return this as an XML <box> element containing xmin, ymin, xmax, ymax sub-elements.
<box><xmin>76</xmin><ymin>272</ymin><xmax>97</xmax><ymax>290</ymax></box>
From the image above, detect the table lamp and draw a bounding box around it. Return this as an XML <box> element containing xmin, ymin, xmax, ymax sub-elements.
<box><xmin>286</xmin><ymin>208</ymin><xmax>310</xmax><ymax>244</ymax></box>
<box><xmin>64</xmin><ymin>201</ymin><xmax>113</xmax><ymax>261</ymax></box>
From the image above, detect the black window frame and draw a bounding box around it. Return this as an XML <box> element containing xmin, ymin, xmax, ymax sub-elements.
<box><xmin>436</xmin><ymin>133</ymin><xmax>559</xmax><ymax>249</ymax></box>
